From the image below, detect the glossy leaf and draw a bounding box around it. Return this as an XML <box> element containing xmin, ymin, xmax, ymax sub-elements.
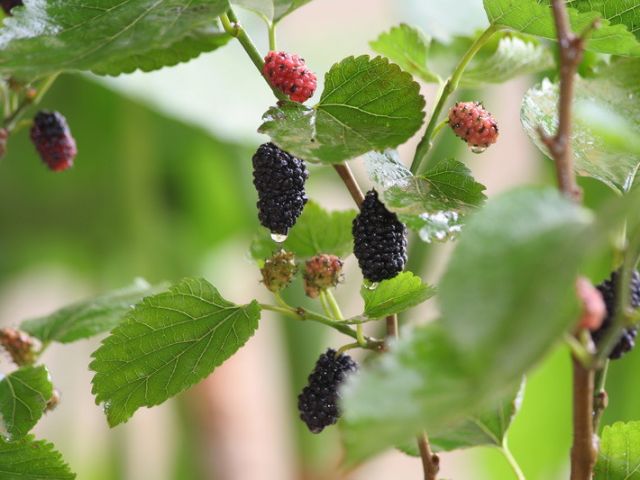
<box><xmin>521</xmin><ymin>59</ymin><xmax>640</xmax><ymax>192</ymax></box>
<box><xmin>232</xmin><ymin>0</ymin><xmax>313</xmax><ymax>22</ymax></box>
<box><xmin>361</xmin><ymin>271</ymin><xmax>435</xmax><ymax>318</ymax></box>
<box><xmin>250</xmin><ymin>201</ymin><xmax>356</xmax><ymax>260</ymax></box>
<box><xmin>595</xmin><ymin>421</ymin><xmax>640</xmax><ymax>479</ymax></box>
<box><xmin>364</xmin><ymin>150</ymin><xmax>412</xmax><ymax>189</ymax></box>
<box><xmin>21</xmin><ymin>279</ymin><xmax>166</xmax><ymax>344</ymax></box>
<box><xmin>369</xmin><ymin>24</ymin><xmax>441</xmax><ymax>83</ymax></box>
<box><xmin>0</xmin><ymin>435</ymin><xmax>75</xmax><ymax>479</ymax></box>
<box><xmin>0</xmin><ymin>366</ymin><xmax>53</xmax><ymax>441</ymax></box>
<box><xmin>399</xmin><ymin>379</ymin><xmax>524</xmax><ymax>455</ymax></box>
<box><xmin>0</xmin><ymin>0</ymin><xmax>231</xmax><ymax>79</ymax></box>
<box><xmin>259</xmin><ymin>55</ymin><xmax>426</xmax><ymax>164</ymax></box>
<box><xmin>90</xmin><ymin>278</ymin><xmax>261</xmax><ymax>426</ymax></box>
<box><xmin>484</xmin><ymin>0</ymin><xmax>640</xmax><ymax>56</ymax></box>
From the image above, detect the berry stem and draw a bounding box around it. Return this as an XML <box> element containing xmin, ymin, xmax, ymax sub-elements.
<box><xmin>260</xmin><ymin>303</ymin><xmax>384</xmax><ymax>350</ymax></box>
<box><xmin>324</xmin><ymin>290</ymin><xmax>344</xmax><ymax>321</ymax></box>
<box><xmin>219</xmin><ymin>10</ymin><xmax>288</xmax><ymax>102</ymax></box>
<box><xmin>592</xmin><ymin>360</ymin><xmax>609</xmax><ymax>431</ymax></box>
<box><xmin>410</xmin><ymin>25</ymin><xmax>499</xmax><ymax>175</ymax></box>
<box><xmin>3</xmin><ymin>73</ymin><xmax>58</xmax><ymax>132</ymax></box>
<box><xmin>318</xmin><ymin>290</ymin><xmax>335</xmax><ymax>318</ymax></box>
<box><xmin>268</xmin><ymin>19</ymin><xmax>277</xmax><ymax>51</ymax></box>
<box><xmin>333</xmin><ymin>163</ymin><xmax>364</xmax><ymax>207</ymax></box>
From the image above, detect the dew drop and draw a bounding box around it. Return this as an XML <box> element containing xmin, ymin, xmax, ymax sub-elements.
<box><xmin>470</xmin><ymin>145</ymin><xmax>487</xmax><ymax>154</ymax></box>
<box><xmin>270</xmin><ymin>232</ymin><xmax>288</xmax><ymax>243</ymax></box>
<box><xmin>364</xmin><ymin>281</ymin><xmax>379</xmax><ymax>290</ymax></box>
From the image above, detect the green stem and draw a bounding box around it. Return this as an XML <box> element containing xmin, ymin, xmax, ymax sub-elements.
<box><xmin>502</xmin><ymin>442</ymin><xmax>526</xmax><ymax>480</ymax></box>
<box><xmin>3</xmin><ymin>74</ymin><xmax>59</xmax><ymax>131</ymax></box>
<box><xmin>259</xmin><ymin>303</ymin><xmax>383</xmax><ymax>350</ymax></box>
<box><xmin>324</xmin><ymin>290</ymin><xmax>344</xmax><ymax>320</ymax></box>
<box><xmin>592</xmin><ymin>360</ymin><xmax>609</xmax><ymax>431</ymax></box>
<box><xmin>356</xmin><ymin>324</ymin><xmax>366</xmax><ymax>347</ymax></box>
<box><xmin>220</xmin><ymin>10</ymin><xmax>288</xmax><ymax>101</ymax></box>
<box><xmin>410</xmin><ymin>25</ymin><xmax>499</xmax><ymax>174</ymax></box>
<box><xmin>318</xmin><ymin>291</ymin><xmax>334</xmax><ymax>319</ymax></box>
<box><xmin>268</xmin><ymin>20</ymin><xmax>277</xmax><ymax>51</ymax></box>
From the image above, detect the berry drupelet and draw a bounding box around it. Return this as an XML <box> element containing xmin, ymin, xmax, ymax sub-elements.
<box><xmin>448</xmin><ymin>101</ymin><xmax>499</xmax><ymax>149</ymax></box>
<box><xmin>352</xmin><ymin>190</ymin><xmax>407</xmax><ymax>283</ymax></box>
<box><xmin>263</xmin><ymin>51</ymin><xmax>317</xmax><ymax>103</ymax></box>
<box><xmin>252</xmin><ymin>142</ymin><xmax>308</xmax><ymax>236</ymax></box>
<box><xmin>298</xmin><ymin>348</ymin><xmax>358</xmax><ymax>433</ymax></box>
<box><xmin>591</xmin><ymin>270</ymin><xmax>640</xmax><ymax>359</ymax></box>
<box><xmin>30</xmin><ymin>111</ymin><xmax>77</xmax><ymax>172</ymax></box>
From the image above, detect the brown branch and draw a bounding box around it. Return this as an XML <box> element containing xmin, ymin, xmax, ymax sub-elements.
<box><xmin>543</xmin><ymin>2</ymin><xmax>600</xmax><ymax>479</ymax></box>
<box><xmin>333</xmin><ymin>163</ymin><xmax>364</xmax><ymax>207</ymax></box>
<box><xmin>331</xmin><ymin>162</ymin><xmax>439</xmax><ymax>480</ymax></box>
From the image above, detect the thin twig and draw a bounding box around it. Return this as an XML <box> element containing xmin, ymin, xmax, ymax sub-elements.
<box><xmin>333</xmin><ymin>163</ymin><xmax>364</xmax><ymax>207</ymax></box>
<box><xmin>417</xmin><ymin>432</ymin><xmax>440</xmax><ymax>480</ymax></box>
<box><xmin>543</xmin><ymin>2</ymin><xmax>599</xmax><ymax>478</ymax></box>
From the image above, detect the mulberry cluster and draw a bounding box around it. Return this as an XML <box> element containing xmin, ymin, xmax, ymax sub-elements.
<box><xmin>591</xmin><ymin>270</ymin><xmax>640</xmax><ymax>359</ymax></box>
<box><xmin>260</xmin><ymin>249</ymin><xmax>297</xmax><ymax>292</ymax></box>
<box><xmin>298</xmin><ymin>349</ymin><xmax>358</xmax><ymax>433</ymax></box>
<box><xmin>352</xmin><ymin>190</ymin><xmax>407</xmax><ymax>283</ymax></box>
<box><xmin>448</xmin><ymin>101</ymin><xmax>499</xmax><ymax>149</ymax></box>
<box><xmin>1</xmin><ymin>0</ymin><xmax>22</xmax><ymax>15</ymax></box>
<box><xmin>30</xmin><ymin>111</ymin><xmax>77</xmax><ymax>172</ymax></box>
<box><xmin>252</xmin><ymin>142</ymin><xmax>308</xmax><ymax>236</ymax></box>
<box><xmin>263</xmin><ymin>51</ymin><xmax>317</xmax><ymax>103</ymax></box>
<box><xmin>303</xmin><ymin>254</ymin><xmax>343</xmax><ymax>298</ymax></box>
<box><xmin>0</xmin><ymin>327</ymin><xmax>38</xmax><ymax>366</ymax></box>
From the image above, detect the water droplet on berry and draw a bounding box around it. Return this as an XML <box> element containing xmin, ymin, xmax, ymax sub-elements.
<box><xmin>470</xmin><ymin>145</ymin><xmax>486</xmax><ymax>154</ymax></box>
<box><xmin>270</xmin><ymin>232</ymin><xmax>288</xmax><ymax>243</ymax></box>
<box><xmin>364</xmin><ymin>281</ymin><xmax>379</xmax><ymax>290</ymax></box>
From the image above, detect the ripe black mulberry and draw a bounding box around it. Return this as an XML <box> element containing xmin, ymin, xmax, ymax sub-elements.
<box><xmin>30</xmin><ymin>111</ymin><xmax>77</xmax><ymax>172</ymax></box>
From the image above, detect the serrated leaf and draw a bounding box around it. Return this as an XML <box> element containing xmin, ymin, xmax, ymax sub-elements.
<box><xmin>361</xmin><ymin>271</ymin><xmax>435</xmax><ymax>318</ymax></box>
<box><xmin>399</xmin><ymin>379</ymin><xmax>524</xmax><ymax>455</ymax></box>
<box><xmin>595</xmin><ymin>421</ymin><xmax>640</xmax><ymax>479</ymax></box>
<box><xmin>90</xmin><ymin>278</ymin><xmax>260</xmax><ymax>427</ymax></box>
<box><xmin>460</xmin><ymin>33</ymin><xmax>553</xmax><ymax>87</ymax></box>
<box><xmin>259</xmin><ymin>55</ymin><xmax>425</xmax><ymax>164</ymax></box>
<box><xmin>382</xmin><ymin>159</ymin><xmax>486</xmax><ymax>242</ymax></box>
<box><xmin>364</xmin><ymin>150</ymin><xmax>413</xmax><ymax>189</ymax></box>
<box><xmin>0</xmin><ymin>366</ymin><xmax>53</xmax><ymax>441</ymax></box>
<box><xmin>0</xmin><ymin>435</ymin><xmax>75</xmax><ymax>479</ymax></box>
<box><xmin>484</xmin><ymin>0</ymin><xmax>640</xmax><ymax>56</ymax></box>
<box><xmin>521</xmin><ymin>59</ymin><xmax>640</xmax><ymax>193</ymax></box>
<box><xmin>0</xmin><ymin>0</ymin><xmax>231</xmax><ymax>79</ymax></box>
<box><xmin>250</xmin><ymin>201</ymin><xmax>357</xmax><ymax>260</ymax></box>
<box><xmin>21</xmin><ymin>279</ymin><xmax>167</xmax><ymax>344</ymax></box>
<box><xmin>369</xmin><ymin>24</ymin><xmax>441</xmax><ymax>83</ymax></box>
<box><xmin>568</xmin><ymin>0</ymin><xmax>640</xmax><ymax>44</ymax></box>
<box><xmin>232</xmin><ymin>0</ymin><xmax>312</xmax><ymax>22</ymax></box>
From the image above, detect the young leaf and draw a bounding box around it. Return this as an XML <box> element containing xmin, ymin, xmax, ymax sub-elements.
<box><xmin>361</xmin><ymin>271</ymin><xmax>436</xmax><ymax>318</ymax></box>
<box><xmin>369</xmin><ymin>24</ymin><xmax>441</xmax><ymax>83</ymax></box>
<box><xmin>0</xmin><ymin>366</ymin><xmax>53</xmax><ymax>441</ymax></box>
<box><xmin>364</xmin><ymin>150</ymin><xmax>412</xmax><ymax>189</ymax></box>
<box><xmin>232</xmin><ymin>0</ymin><xmax>313</xmax><ymax>22</ymax></box>
<box><xmin>484</xmin><ymin>0</ymin><xmax>640</xmax><ymax>56</ymax></box>
<box><xmin>382</xmin><ymin>159</ymin><xmax>487</xmax><ymax>242</ymax></box>
<box><xmin>521</xmin><ymin>59</ymin><xmax>640</xmax><ymax>193</ymax></box>
<box><xmin>259</xmin><ymin>55</ymin><xmax>426</xmax><ymax>164</ymax></box>
<box><xmin>250</xmin><ymin>201</ymin><xmax>357</xmax><ymax>260</ymax></box>
<box><xmin>90</xmin><ymin>278</ymin><xmax>261</xmax><ymax>427</ymax></box>
<box><xmin>21</xmin><ymin>279</ymin><xmax>166</xmax><ymax>344</ymax></box>
<box><xmin>399</xmin><ymin>379</ymin><xmax>524</xmax><ymax>455</ymax></box>
<box><xmin>0</xmin><ymin>0</ymin><xmax>231</xmax><ymax>79</ymax></box>
<box><xmin>0</xmin><ymin>435</ymin><xmax>75</xmax><ymax>479</ymax></box>
<box><xmin>460</xmin><ymin>33</ymin><xmax>553</xmax><ymax>87</ymax></box>
<box><xmin>595</xmin><ymin>421</ymin><xmax>640</xmax><ymax>480</ymax></box>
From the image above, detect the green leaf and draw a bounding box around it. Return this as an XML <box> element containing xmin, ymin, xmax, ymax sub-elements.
<box><xmin>0</xmin><ymin>366</ymin><xmax>53</xmax><ymax>441</ymax></box>
<box><xmin>0</xmin><ymin>0</ymin><xmax>231</xmax><ymax>79</ymax></box>
<box><xmin>521</xmin><ymin>59</ymin><xmax>640</xmax><ymax>193</ymax></box>
<box><xmin>0</xmin><ymin>435</ymin><xmax>75</xmax><ymax>479</ymax></box>
<box><xmin>369</xmin><ymin>24</ymin><xmax>441</xmax><ymax>83</ymax></box>
<box><xmin>250</xmin><ymin>201</ymin><xmax>357</xmax><ymax>260</ymax></box>
<box><xmin>460</xmin><ymin>33</ymin><xmax>553</xmax><ymax>87</ymax></box>
<box><xmin>361</xmin><ymin>271</ymin><xmax>436</xmax><ymax>318</ymax></box>
<box><xmin>484</xmin><ymin>0</ymin><xmax>640</xmax><ymax>56</ymax></box>
<box><xmin>21</xmin><ymin>279</ymin><xmax>167</xmax><ymax>344</ymax></box>
<box><xmin>90</xmin><ymin>278</ymin><xmax>261</xmax><ymax>427</ymax></box>
<box><xmin>568</xmin><ymin>0</ymin><xmax>640</xmax><ymax>44</ymax></box>
<box><xmin>259</xmin><ymin>55</ymin><xmax>426</xmax><ymax>164</ymax></box>
<box><xmin>342</xmin><ymin>187</ymin><xmax>610</xmax><ymax>462</ymax></box>
<box><xmin>364</xmin><ymin>150</ymin><xmax>412</xmax><ymax>189</ymax></box>
<box><xmin>381</xmin><ymin>159</ymin><xmax>486</xmax><ymax>242</ymax></box>
<box><xmin>595</xmin><ymin>421</ymin><xmax>640</xmax><ymax>480</ymax></box>
<box><xmin>399</xmin><ymin>379</ymin><xmax>524</xmax><ymax>455</ymax></box>
<box><xmin>232</xmin><ymin>0</ymin><xmax>313</xmax><ymax>22</ymax></box>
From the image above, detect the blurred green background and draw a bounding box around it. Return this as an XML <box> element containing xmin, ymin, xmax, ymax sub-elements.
<box><xmin>0</xmin><ymin>1</ymin><xmax>637</xmax><ymax>479</ymax></box>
